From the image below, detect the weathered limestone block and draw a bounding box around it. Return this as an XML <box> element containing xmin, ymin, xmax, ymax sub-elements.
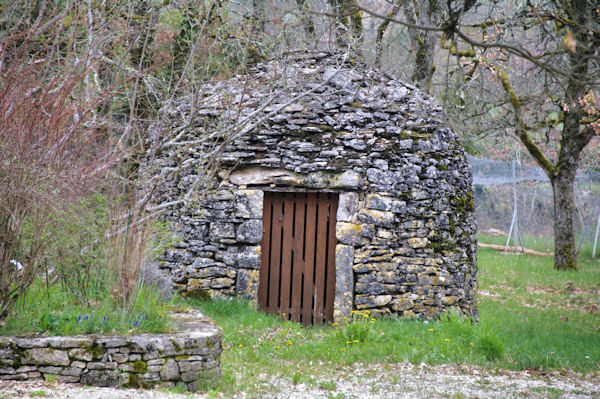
<box><xmin>357</xmin><ymin>209</ymin><xmax>395</xmax><ymax>228</ymax></box>
<box><xmin>336</xmin><ymin>222</ymin><xmax>374</xmax><ymax>246</ymax></box>
<box><xmin>334</xmin><ymin>244</ymin><xmax>354</xmax><ymax>322</ymax></box>
<box><xmin>365</xmin><ymin>194</ymin><xmax>393</xmax><ymax>211</ymax></box>
<box><xmin>209</xmin><ymin>277</ymin><xmax>235</xmax><ymax>289</ymax></box>
<box><xmin>209</xmin><ymin>222</ymin><xmax>235</xmax><ymax>240</ymax></box>
<box><xmin>236</xmin><ymin>269</ymin><xmax>259</xmax><ymax>300</ymax></box>
<box><xmin>80</xmin><ymin>370</ymin><xmax>122</xmax><ymax>387</ymax></box>
<box><xmin>68</xmin><ymin>348</ymin><xmax>95</xmax><ymax>362</ymax></box>
<box><xmin>233</xmin><ymin>189</ymin><xmax>263</xmax><ymax>218</ymax></box>
<box><xmin>392</xmin><ymin>295</ymin><xmax>415</xmax><ymax>312</ymax></box>
<box><xmin>38</xmin><ymin>366</ymin><xmax>63</xmax><ymax>374</ymax></box>
<box><xmin>160</xmin><ymin>359</ymin><xmax>180</xmax><ymax>380</ymax></box>
<box><xmin>373</xmin><ymin>295</ymin><xmax>392</xmax><ymax>307</ymax></box>
<box><xmin>25</xmin><ymin>348</ymin><xmax>70</xmax><ymax>366</ymax></box>
<box><xmin>235</xmin><ymin>246</ymin><xmax>261</xmax><ymax>269</ymax></box>
<box><xmin>62</xmin><ymin>366</ymin><xmax>84</xmax><ymax>376</ymax></box>
<box><xmin>330</xmin><ymin>170</ymin><xmax>362</xmax><ymax>189</ymax></box>
<box><xmin>236</xmin><ymin>220</ymin><xmax>262</xmax><ymax>244</ymax></box>
<box><xmin>189</xmin><ymin>266</ymin><xmax>236</xmax><ymax>279</ymax></box>
<box><xmin>408</xmin><ymin>237</ymin><xmax>429</xmax><ymax>248</ymax></box>
<box><xmin>337</xmin><ymin>192</ymin><xmax>359</xmax><ymax>222</ymax></box>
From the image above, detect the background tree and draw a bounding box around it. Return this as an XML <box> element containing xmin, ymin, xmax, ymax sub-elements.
<box><xmin>363</xmin><ymin>0</ymin><xmax>600</xmax><ymax>269</ymax></box>
<box><xmin>374</xmin><ymin>0</ymin><xmax>443</xmax><ymax>93</ymax></box>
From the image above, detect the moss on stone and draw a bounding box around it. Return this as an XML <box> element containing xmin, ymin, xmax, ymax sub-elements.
<box><xmin>170</xmin><ymin>339</ymin><xmax>182</xmax><ymax>352</ymax></box>
<box><xmin>346</xmin><ymin>102</ymin><xmax>364</xmax><ymax>109</ymax></box>
<box><xmin>85</xmin><ymin>346</ymin><xmax>104</xmax><ymax>360</ymax></box>
<box><xmin>123</xmin><ymin>372</ymin><xmax>144</xmax><ymax>389</ymax></box>
<box><xmin>183</xmin><ymin>290</ymin><xmax>211</xmax><ymax>301</ymax></box>
<box><xmin>427</xmin><ymin>241</ymin><xmax>445</xmax><ymax>254</ymax></box>
<box><xmin>399</xmin><ymin>130</ymin><xmax>431</xmax><ymax>140</ymax></box>
<box><xmin>306</xmin><ymin>123</ymin><xmax>335</xmax><ymax>132</ymax></box>
<box><xmin>132</xmin><ymin>360</ymin><xmax>148</xmax><ymax>374</ymax></box>
<box><xmin>448</xmin><ymin>218</ymin><xmax>457</xmax><ymax>235</ymax></box>
<box><xmin>452</xmin><ymin>192</ymin><xmax>475</xmax><ymax>213</ymax></box>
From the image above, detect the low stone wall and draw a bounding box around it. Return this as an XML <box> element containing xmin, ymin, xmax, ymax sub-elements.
<box><xmin>0</xmin><ymin>310</ymin><xmax>221</xmax><ymax>391</ymax></box>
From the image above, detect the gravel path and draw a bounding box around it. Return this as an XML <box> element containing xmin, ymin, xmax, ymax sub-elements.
<box><xmin>1</xmin><ymin>363</ymin><xmax>598</xmax><ymax>398</ymax></box>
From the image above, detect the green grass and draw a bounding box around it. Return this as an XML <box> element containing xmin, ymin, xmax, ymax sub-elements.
<box><xmin>477</xmin><ymin>231</ymin><xmax>600</xmax><ymax>260</ymax></box>
<box><xmin>187</xmin><ymin>243</ymin><xmax>599</xmax><ymax>395</ymax></box>
<box><xmin>0</xmin><ymin>280</ymin><xmax>174</xmax><ymax>336</ymax></box>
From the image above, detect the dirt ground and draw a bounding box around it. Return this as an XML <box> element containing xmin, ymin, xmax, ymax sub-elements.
<box><xmin>1</xmin><ymin>362</ymin><xmax>598</xmax><ymax>398</ymax></box>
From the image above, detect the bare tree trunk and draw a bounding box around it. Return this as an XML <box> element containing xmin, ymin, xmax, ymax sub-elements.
<box><xmin>374</xmin><ymin>1</ymin><xmax>401</xmax><ymax>66</ymax></box>
<box><xmin>295</xmin><ymin>0</ymin><xmax>316</xmax><ymax>41</ymax></box>
<box><xmin>406</xmin><ymin>0</ymin><xmax>441</xmax><ymax>93</ymax></box>
<box><xmin>551</xmin><ymin>165</ymin><xmax>578</xmax><ymax>270</ymax></box>
<box><xmin>327</xmin><ymin>0</ymin><xmax>363</xmax><ymax>50</ymax></box>
<box><xmin>411</xmin><ymin>30</ymin><xmax>437</xmax><ymax>93</ymax></box>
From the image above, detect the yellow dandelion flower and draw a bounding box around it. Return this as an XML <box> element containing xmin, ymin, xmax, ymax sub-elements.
<box><xmin>371</xmin><ymin>318</ymin><xmax>376</xmax><ymax>322</ymax></box>
<box><xmin>365</xmin><ymin>310</ymin><xmax>371</xmax><ymax>314</ymax></box>
<box><xmin>353</xmin><ymin>340</ymin><xmax>359</xmax><ymax>343</ymax></box>
<box><xmin>340</xmin><ymin>348</ymin><xmax>345</xmax><ymax>351</ymax></box>
<box><xmin>469</xmin><ymin>342</ymin><xmax>474</xmax><ymax>346</ymax></box>
<box><xmin>333</xmin><ymin>322</ymin><xmax>339</xmax><ymax>326</ymax></box>
<box><xmin>369</xmin><ymin>321</ymin><xmax>375</xmax><ymax>324</ymax></box>
<box><xmin>428</xmin><ymin>328</ymin><xmax>434</xmax><ymax>332</ymax></box>
<box><xmin>274</xmin><ymin>346</ymin><xmax>280</xmax><ymax>349</ymax></box>
<box><xmin>346</xmin><ymin>341</ymin><xmax>352</xmax><ymax>344</ymax></box>
<box><xmin>238</xmin><ymin>344</ymin><xmax>244</xmax><ymax>348</ymax></box>
<box><xmin>444</xmin><ymin>338</ymin><xmax>451</xmax><ymax>342</ymax></box>
<box><xmin>286</xmin><ymin>340</ymin><xmax>292</xmax><ymax>346</ymax></box>
<box><xmin>344</xmin><ymin>317</ymin><xmax>348</xmax><ymax>320</ymax></box>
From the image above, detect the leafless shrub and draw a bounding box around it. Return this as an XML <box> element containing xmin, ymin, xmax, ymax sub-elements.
<box><xmin>0</xmin><ymin>6</ymin><xmax>115</xmax><ymax>320</ymax></box>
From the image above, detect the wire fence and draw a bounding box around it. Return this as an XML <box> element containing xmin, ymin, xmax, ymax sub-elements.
<box><xmin>469</xmin><ymin>156</ymin><xmax>600</xmax><ymax>258</ymax></box>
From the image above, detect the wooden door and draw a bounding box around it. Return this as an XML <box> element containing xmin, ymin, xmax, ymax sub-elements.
<box><xmin>258</xmin><ymin>192</ymin><xmax>338</xmax><ymax>326</ymax></box>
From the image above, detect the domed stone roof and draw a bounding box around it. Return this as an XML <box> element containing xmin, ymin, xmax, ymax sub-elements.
<box><xmin>145</xmin><ymin>51</ymin><xmax>478</xmax><ymax>322</ymax></box>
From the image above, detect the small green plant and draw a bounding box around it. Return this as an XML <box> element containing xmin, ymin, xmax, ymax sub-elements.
<box><xmin>44</xmin><ymin>374</ymin><xmax>57</xmax><ymax>383</ymax></box>
<box><xmin>335</xmin><ymin>310</ymin><xmax>374</xmax><ymax>346</ymax></box>
<box><xmin>292</xmin><ymin>371</ymin><xmax>302</xmax><ymax>385</ymax></box>
<box><xmin>476</xmin><ymin>335</ymin><xmax>505</xmax><ymax>361</ymax></box>
<box><xmin>29</xmin><ymin>390</ymin><xmax>47</xmax><ymax>397</ymax></box>
<box><xmin>320</xmin><ymin>380</ymin><xmax>337</xmax><ymax>391</ymax></box>
<box><xmin>159</xmin><ymin>384</ymin><xmax>188</xmax><ymax>395</ymax></box>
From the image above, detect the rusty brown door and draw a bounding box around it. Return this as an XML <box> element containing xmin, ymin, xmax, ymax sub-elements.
<box><xmin>258</xmin><ymin>192</ymin><xmax>338</xmax><ymax>326</ymax></box>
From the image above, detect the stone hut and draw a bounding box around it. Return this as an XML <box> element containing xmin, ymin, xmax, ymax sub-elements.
<box><xmin>144</xmin><ymin>51</ymin><xmax>477</xmax><ymax>325</ymax></box>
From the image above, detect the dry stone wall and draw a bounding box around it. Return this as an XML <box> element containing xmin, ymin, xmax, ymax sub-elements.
<box><xmin>0</xmin><ymin>311</ymin><xmax>221</xmax><ymax>391</ymax></box>
<box><xmin>143</xmin><ymin>51</ymin><xmax>478</xmax><ymax>320</ymax></box>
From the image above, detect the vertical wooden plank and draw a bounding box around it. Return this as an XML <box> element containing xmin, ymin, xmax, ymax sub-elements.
<box><xmin>313</xmin><ymin>193</ymin><xmax>329</xmax><ymax>325</ymax></box>
<box><xmin>258</xmin><ymin>191</ymin><xmax>271</xmax><ymax>311</ymax></box>
<box><xmin>325</xmin><ymin>194</ymin><xmax>338</xmax><ymax>323</ymax></box>
<box><xmin>279</xmin><ymin>193</ymin><xmax>294</xmax><ymax>320</ymax></box>
<box><xmin>302</xmin><ymin>193</ymin><xmax>317</xmax><ymax>326</ymax></box>
<box><xmin>291</xmin><ymin>193</ymin><xmax>306</xmax><ymax>322</ymax></box>
<box><xmin>268</xmin><ymin>193</ymin><xmax>283</xmax><ymax>313</ymax></box>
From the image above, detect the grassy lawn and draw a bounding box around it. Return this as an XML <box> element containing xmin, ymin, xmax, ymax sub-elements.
<box><xmin>191</xmin><ymin>244</ymin><xmax>600</xmax><ymax>395</ymax></box>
